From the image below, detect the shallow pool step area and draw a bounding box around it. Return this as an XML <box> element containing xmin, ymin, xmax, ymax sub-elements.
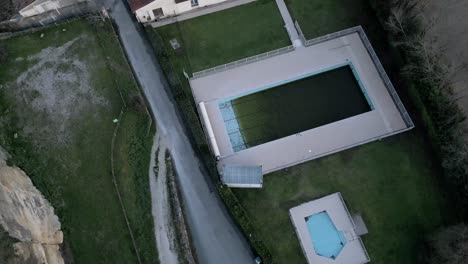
<box><xmin>352</xmin><ymin>214</ymin><xmax>369</xmax><ymax>236</ymax></box>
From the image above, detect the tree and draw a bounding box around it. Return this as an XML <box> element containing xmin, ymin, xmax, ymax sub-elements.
<box><xmin>420</xmin><ymin>224</ymin><xmax>468</xmax><ymax>264</ymax></box>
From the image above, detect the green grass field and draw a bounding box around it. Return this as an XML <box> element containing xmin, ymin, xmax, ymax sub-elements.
<box><xmin>233</xmin><ymin>132</ymin><xmax>452</xmax><ymax>263</ymax></box>
<box><xmin>0</xmin><ymin>19</ymin><xmax>157</xmax><ymax>263</ymax></box>
<box><xmin>153</xmin><ymin>0</ymin><xmax>290</xmax><ymax>73</ymax></box>
<box><xmin>229</xmin><ymin>65</ymin><xmax>370</xmax><ymax>149</ymax></box>
<box><xmin>285</xmin><ymin>0</ymin><xmax>377</xmax><ymax>39</ymax></box>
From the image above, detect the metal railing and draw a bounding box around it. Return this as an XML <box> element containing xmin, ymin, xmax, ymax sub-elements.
<box><xmin>294</xmin><ymin>23</ymin><xmax>414</xmax><ymax>128</ymax></box>
<box><xmin>191</xmin><ymin>45</ymin><xmax>295</xmax><ymax>79</ymax></box>
<box><xmin>357</xmin><ymin>26</ymin><xmax>414</xmax><ymax>128</ymax></box>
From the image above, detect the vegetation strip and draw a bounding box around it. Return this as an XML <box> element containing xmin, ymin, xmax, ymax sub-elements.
<box><xmin>110</xmin><ymin>108</ymin><xmax>143</xmax><ymax>264</ymax></box>
<box><xmin>165</xmin><ymin>151</ymin><xmax>197</xmax><ymax>264</ymax></box>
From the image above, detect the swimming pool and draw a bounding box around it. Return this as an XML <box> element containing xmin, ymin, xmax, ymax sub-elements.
<box><xmin>219</xmin><ymin>64</ymin><xmax>372</xmax><ymax>152</ymax></box>
<box><xmin>306</xmin><ymin>211</ymin><xmax>347</xmax><ymax>259</ymax></box>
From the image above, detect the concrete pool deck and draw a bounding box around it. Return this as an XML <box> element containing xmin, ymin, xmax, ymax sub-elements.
<box><xmin>190</xmin><ymin>29</ymin><xmax>412</xmax><ymax>174</ymax></box>
<box><xmin>289</xmin><ymin>193</ymin><xmax>370</xmax><ymax>264</ymax></box>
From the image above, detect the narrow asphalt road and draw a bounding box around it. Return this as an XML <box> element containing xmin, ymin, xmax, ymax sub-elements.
<box><xmin>101</xmin><ymin>0</ymin><xmax>254</xmax><ymax>263</ymax></box>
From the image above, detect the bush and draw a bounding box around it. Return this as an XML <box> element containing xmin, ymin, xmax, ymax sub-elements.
<box><xmin>419</xmin><ymin>224</ymin><xmax>468</xmax><ymax>264</ymax></box>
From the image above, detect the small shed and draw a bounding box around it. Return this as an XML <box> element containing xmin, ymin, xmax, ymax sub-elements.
<box><xmin>221</xmin><ymin>165</ymin><xmax>263</xmax><ymax>188</ymax></box>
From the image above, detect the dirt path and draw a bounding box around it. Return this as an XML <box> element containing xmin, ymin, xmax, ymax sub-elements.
<box><xmin>149</xmin><ymin>132</ymin><xmax>178</xmax><ymax>264</ymax></box>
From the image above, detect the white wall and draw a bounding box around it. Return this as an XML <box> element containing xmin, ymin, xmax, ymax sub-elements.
<box><xmin>135</xmin><ymin>0</ymin><xmax>229</xmax><ymax>22</ymax></box>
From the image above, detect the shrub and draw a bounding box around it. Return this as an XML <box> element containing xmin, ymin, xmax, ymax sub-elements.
<box><xmin>419</xmin><ymin>224</ymin><xmax>468</xmax><ymax>264</ymax></box>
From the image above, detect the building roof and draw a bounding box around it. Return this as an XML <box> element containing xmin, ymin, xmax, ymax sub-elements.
<box><xmin>222</xmin><ymin>165</ymin><xmax>262</xmax><ymax>188</ymax></box>
<box><xmin>127</xmin><ymin>0</ymin><xmax>154</xmax><ymax>12</ymax></box>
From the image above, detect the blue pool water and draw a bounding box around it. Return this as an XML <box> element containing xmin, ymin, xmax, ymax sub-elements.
<box><xmin>306</xmin><ymin>211</ymin><xmax>347</xmax><ymax>259</ymax></box>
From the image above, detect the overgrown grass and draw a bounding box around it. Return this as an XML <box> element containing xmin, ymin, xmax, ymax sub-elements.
<box><xmin>114</xmin><ymin>110</ymin><xmax>157</xmax><ymax>264</ymax></box>
<box><xmin>233</xmin><ymin>132</ymin><xmax>452</xmax><ymax>263</ymax></box>
<box><xmin>0</xmin><ymin>19</ymin><xmax>157</xmax><ymax>263</ymax></box>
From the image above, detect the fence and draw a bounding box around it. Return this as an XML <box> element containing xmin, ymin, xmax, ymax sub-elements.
<box><xmin>191</xmin><ymin>45</ymin><xmax>295</xmax><ymax>79</ymax></box>
<box><xmin>294</xmin><ymin>22</ymin><xmax>414</xmax><ymax>129</ymax></box>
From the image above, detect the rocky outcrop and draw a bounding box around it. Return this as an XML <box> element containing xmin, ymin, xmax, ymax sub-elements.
<box><xmin>0</xmin><ymin>146</ymin><xmax>65</xmax><ymax>264</ymax></box>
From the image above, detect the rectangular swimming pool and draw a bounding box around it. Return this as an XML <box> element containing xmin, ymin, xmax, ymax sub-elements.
<box><xmin>219</xmin><ymin>64</ymin><xmax>372</xmax><ymax>152</ymax></box>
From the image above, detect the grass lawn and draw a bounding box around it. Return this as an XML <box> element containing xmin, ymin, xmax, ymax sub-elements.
<box><xmin>228</xmin><ymin>65</ymin><xmax>370</xmax><ymax>149</ymax></box>
<box><xmin>0</xmin><ymin>19</ymin><xmax>157</xmax><ymax>263</ymax></box>
<box><xmin>152</xmin><ymin>0</ymin><xmax>290</xmax><ymax>73</ymax></box>
<box><xmin>233</xmin><ymin>131</ymin><xmax>452</xmax><ymax>263</ymax></box>
<box><xmin>285</xmin><ymin>0</ymin><xmax>380</xmax><ymax>39</ymax></box>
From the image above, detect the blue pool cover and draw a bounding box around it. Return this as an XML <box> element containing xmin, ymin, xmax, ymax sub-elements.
<box><xmin>306</xmin><ymin>211</ymin><xmax>347</xmax><ymax>259</ymax></box>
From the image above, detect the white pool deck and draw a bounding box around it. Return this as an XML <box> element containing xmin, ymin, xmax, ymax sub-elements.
<box><xmin>289</xmin><ymin>193</ymin><xmax>370</xmax><ymax>264</ymax></box>
<box><xmin>189</xmin><ymin>31</ymin><xmax>411</xmax><ymax>174</ymax></box>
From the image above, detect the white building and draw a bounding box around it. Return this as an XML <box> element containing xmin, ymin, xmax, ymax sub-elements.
<box><xmin>128</xmin><ymin>0</ymin><xmax>233</xmax><ymax>23</ymax></box>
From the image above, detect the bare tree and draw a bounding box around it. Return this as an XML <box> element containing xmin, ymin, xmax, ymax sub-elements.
<box><xmin>421</xmin><ymin>224</ymin><xmax>468</xmax><ymax>264</ymax></box>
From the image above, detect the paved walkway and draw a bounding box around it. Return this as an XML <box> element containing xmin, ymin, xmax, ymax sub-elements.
<box><xmin>275</xmin><ymin>0</ymin><xmax>302</xmax><ymax>47</ymax></box>
<box><xmin>104</xmin><ymin>0</ymin><xmax>253</xmax><ymax>263</ymax></box>
<box><xmin>150</xmin><ymin>0</ymin><xmax>256</xmax><ymax>28</ymax></box>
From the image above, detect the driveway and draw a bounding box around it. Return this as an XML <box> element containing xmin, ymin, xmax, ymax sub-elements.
<box><xmin>101</xmin><ymin>0</ymin><xmax>254</xmax><ymax>263</ymax></box>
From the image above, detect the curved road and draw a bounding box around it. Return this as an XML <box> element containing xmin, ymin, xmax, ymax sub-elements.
<box><xmin>102</xmin><ymin>0</ymin><xmax>253</xmax><ymax>263</ymax></box>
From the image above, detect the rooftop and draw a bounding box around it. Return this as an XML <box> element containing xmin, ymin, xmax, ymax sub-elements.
<box><xmin>127</xmin><ymin>0</ymin><xmax>154</xmax><ymax>12</ymax></box>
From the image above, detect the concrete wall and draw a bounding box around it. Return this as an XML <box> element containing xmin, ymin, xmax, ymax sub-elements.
<box><xmin>135</xmin><ymin>0</ymin><xmax>229</xmax><ymax>22</ymax></box>
<box><xmin>0</xmin><ymin>1</ymin><xmax>91</xmax><ymax>31</ymax></box>
<box><xmin>19</xmin><ymin>0</ymin><xmax>88</xmax><ymax>18</ymax></box>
